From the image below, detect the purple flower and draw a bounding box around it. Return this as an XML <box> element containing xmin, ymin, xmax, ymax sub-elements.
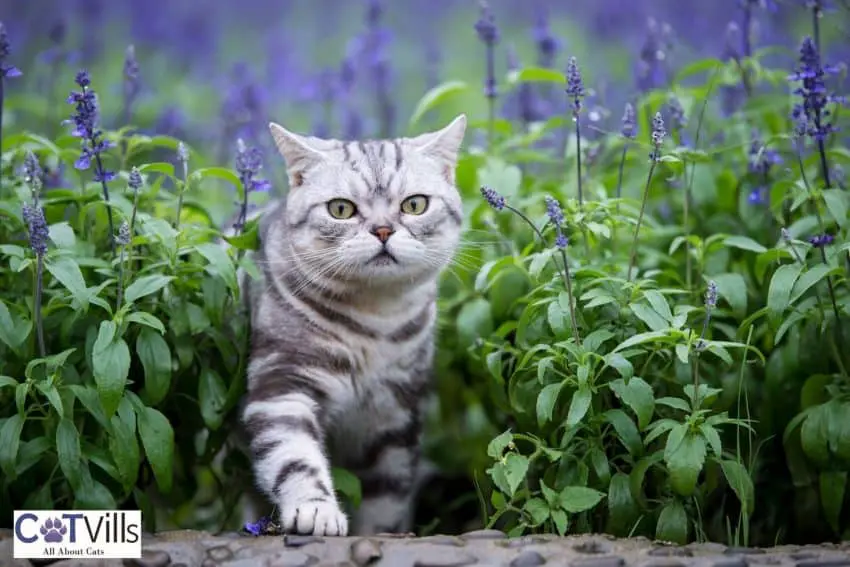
<box><xmin>621</xmin><ymin>103</ymin><xmax>636</xmax><ymax>139</ymax></box>
<box><xmin>116</xmin><ymin>221</ymin><xmax>131</xmax><ymax>246</ymax></box>
<box><xmin>747</xmin><ymin>187</ymin><xmax>767</xmax><ymax>205</ymax></box>
<box><xmin>705</xmin><ymin>280</ymin><xmax>718</xmax><ymax>310</ymax></box>
<box><xmin>636</xmin><ymin>18</ymin><xmax>673</xmax><ymax>92</ymax></box>
<box><xmin>235</xmin><ymin>139</ymin><xmax>271</xmax><ymax>194</ymax></box>
<box><xmin>67</xmin><ymin>70</ymin><xmax>115</xmax><ymax>182</ymax></box>
<box><xmin>480</xmin><ymin>186</ymin><xmax>505</xmax><ymax>210</ymax></box>
<box><xmin>0</xmin><ymin>22</ymin><xmax>22</xmax><ymax>79</ymax></box>
<box><xmin>122</xmin><ymin>45</ymin><xmax>140</xmax><ymax>123</ymax></box>
<box><xmin>243</xmin><ymin>516</ymin><xmax>273</xmax><ymax>537</ymax></box>
<box><xmin>544</xmin><ymin>195</ymin><xmax>565</xmax><ymax>226</ymax></box>
<box><xmin>555</xmin><ymin>233</ymin><xmax>569</xmax><ymax>249</ymax></box>
<box><xmin>22</xmin><ymin>203</ymin><xmax>49</xmax><ymax>256</ymax></box>
<box><xmin>532</xmin><ymin>8</ymin><xmax>560</xmax><ymax>69</ymax></box>
<box><xmin>808</xmin><ymin>233</ymin><xmax>834</xmax><ymax>248</ymax></box>
<box><xmin>128</xmin><ymin>167</ymin><xmax>142</xmax><ymax>191</ymax></box>
<box><xmin>24</xmin><ymin>151</ymin><xmax>44</xmax><ymax>195</ymax></box>
<box><xmin>666</xmin><ymin>95</ymin><xmax>687</xmax><ymax>131</ymax></box>
<box><xmin>474</xmin><ymin>1</ymin><xmax>499</xmax><ymax>100</ymax></box>
<box><xmin>565</xmin><ymin>56</ymin><xmax>585</xmax><ymax>116</ymax></box>
<box><xmin>788</xmin><ymin>37</ymin><xmax>845</xmax><ymax>142</ymax></box>
<box><xmin>650</xmin><ymin>112</ymin><xmax>666</xmax><ymax>161</ymax></box>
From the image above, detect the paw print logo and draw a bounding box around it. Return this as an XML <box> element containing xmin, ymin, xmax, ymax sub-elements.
<box><xmin>40</xmin><ymin>518</ymin><xmax>67</xmax><ymax>543</ymax></box>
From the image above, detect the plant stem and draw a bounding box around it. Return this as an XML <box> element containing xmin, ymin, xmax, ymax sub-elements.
<box><xmin>796</xmin><ymin>152</ymin><xmax>827</xmax><ymax>232</ymax></box>
<box><xmin>176</xmin><ymin>160</ymin><xmax>189</xmax><ymax>231</ymax></box>
<box><xmin>116</xmin><ymin>246</ymin><xmax>126</xmax><ymax>312</ymax></box>
<box><xmin>613</xmin><ymin>145</ymin><xmax>629</xmax><ymax>255</ymax></box>
<box><xmin>574</xmin><ymin>118</ymin><xmax>583</xmax><ymax>206</ymax></box>
<box><xmin>819</xmin><ymin>246</ymin><xmax>845</xmax><ymax>362</ymax></box>
<box><xmin>627</xmin><ymin>161</ymin><xmax>658</xmax><ymax>281</ymax></box>
<box><xmin>557</xmin><ymin>247</ymin><xmax>582</xmax><ymax>347</ymax></box>
<box><xmin>34</xmin><ymin>254</ymin><xmax>46</xmax><ymax>357</ymax></box>
<box><xmin>816</xmin><ymin>138</ymin><xmax>832</xmax><ymax>189</ymax></box>
<box><xmin>94</xmin><ymin>153</ymin><xmax>116</xmax><ymax>257</ymax></box>
<box><xmin>0</xmin><ymin>78</ymin><xmax>4</xmax><ymax>191</ymax></box>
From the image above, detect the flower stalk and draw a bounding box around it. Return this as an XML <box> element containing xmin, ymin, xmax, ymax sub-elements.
<box><xmin>628</xmin><ymin>112</ymin><xmax>666</xmax><ymax>281</ymax></box>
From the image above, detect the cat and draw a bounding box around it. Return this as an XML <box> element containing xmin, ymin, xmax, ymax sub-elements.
<box><xmin>239</xmin><ymin>114</ymin><xmax>468</xmax><ymax>536</ymax></box>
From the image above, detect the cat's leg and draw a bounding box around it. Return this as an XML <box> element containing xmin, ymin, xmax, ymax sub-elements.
<box><xmin>242</xmin><ymin>387</ymin><xmax>348</xmax><ymax>536</ymax></box>
<box><xmin>349</xmin><ymin>384</ymin><xmax>424</xmax><ymax>535</ymax></box>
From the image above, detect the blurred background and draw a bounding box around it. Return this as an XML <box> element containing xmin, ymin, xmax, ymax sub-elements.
<box><xmin>2</xmin><ymin>1</ymin><xmax>847</xmax><ymax>221</ymax></box>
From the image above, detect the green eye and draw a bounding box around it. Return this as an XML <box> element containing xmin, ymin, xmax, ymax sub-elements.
<box><xmin>327</xmin><ymin>199</ymin><xmax>357</xmax><ymax>219</ymax></box>
<box><xmin>400</xmin><ymin>194</ymin><xmax>429</xmax><ymax>215</ymax></box>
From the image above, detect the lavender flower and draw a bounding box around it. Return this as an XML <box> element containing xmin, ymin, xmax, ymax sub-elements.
<box><xmin>532</xmin><ymin>9</ymin><xmax>560</xmax><ymax>69</ymax></box>
<box><xmin>636</xmin><ymin>18</ymin><xmax>673</xmax><ymax>91</ymax></box>
<box><xmin>0</xmin><ymin>22</ymin><xmax>22</xmax><ymax>79</ymax></box>
<box><xmin>474</xmin><ymin>1</ymin><xmax>499</xmax><ymax>146</ymax></box>
<box><xmin>748</xmin><ymin>187</ymin><xmax>767</xmax><ymax>205</ymax></box>
<box><xmin>24</xmin><ymin>151</ymin><xmax>44</xmax><ymax>197</ymax></box>
<box><xmin>788</xmin><ymin>37</ymin><xmax>844</xmax><ymax>143</ymax></box>
<box><xmin>122</xmin><ymin>45</ymin><xmax>140</xmax><ymax>124</ymax></box>
<box><xmin>243</xmin><ymin>516</ymin><xmax>274</xmax><ymax>536</ymax></box>
<box><xmin>650</xmin><ymin>112</ymin><xmax>666</xmax><ymax>161</ymax></box>
<box><xmin>808</xmin><ymin>233</ymin><xmax>835</xmax><ymax>248</ymax></box>
<box><xmin>128</xmin><ymin>167</ymin><xmax>142</xmax><ymax>192</ymax></box>
<box><xmin>621</xmin><ymin>103</ymin><xmax>636</xmax><ymax>139</ymax></box>
<box><xmin>480</xmin><ymin>186</ymin><xmax>505</xmax><ymax>210</ymax></box>
<box><xmin>666</xmin><ymin>95</ymin><xmax>687</xmax><ymax>133</ymax></box>
<box><xmin>116</xmin><ymin>220</ymin><xmax>131</xmax><ymax>246</ymax></box>
<box><xmin>565</xmin><ymin>56</ymin><xmax>585</xmax><ymax>116</ymax></box>
<box><xmin>22</xmin><ymin>204</ymin><xmax>49</xmax><ymax>257</ymax></box>
<box><xmin>545</xmin><ymin>195</ymin><xmax>565</xmax><ymax>227</ymax></box>
<box><xmin>67</xmin><ymin>70</ymin><xmax>116</xmax><ymax>254</ymax></box>
<box><xmin>705</xmin><ymin>280</ymin><xmax>718</xmax><ymax>310</ymax></box>
<box><xmin>233</xmin><ymin>139</ymin><xmax>271</xmax><ymax>233</ymax></box>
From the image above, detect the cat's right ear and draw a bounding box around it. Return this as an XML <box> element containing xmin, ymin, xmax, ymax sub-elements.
<box><xmin>269</xmin><ymin>122</ymin><xmax>324</xmax><ymax>188</ymax></box>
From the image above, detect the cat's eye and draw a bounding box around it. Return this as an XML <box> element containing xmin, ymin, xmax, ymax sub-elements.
<box><xmin>400</xmin><ymin>195</ymin><xmax>429</xmax><ymax>215</ymax></box>
<box><xmin>327</xmin><ymin>199</ymin><xmax>357</xmax><ymax>219</ymax></box>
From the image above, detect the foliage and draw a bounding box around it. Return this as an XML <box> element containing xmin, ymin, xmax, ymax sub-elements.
<box><xmin>1</xmin><ymin>1</ymin><xmax>849</xmax><ymax>548</ymax></box>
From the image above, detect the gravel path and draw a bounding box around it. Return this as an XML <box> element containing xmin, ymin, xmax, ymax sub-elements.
<box><xmin>2</xmin><ymin>529</ymin><xmax>849</xmax><ymax>567</ymax></box>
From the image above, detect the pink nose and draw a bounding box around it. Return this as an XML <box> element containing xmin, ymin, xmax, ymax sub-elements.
<box><xmin>372</xmin><ymin>226</ymin><xmax>394</xmax><ymax>243</ymax></box>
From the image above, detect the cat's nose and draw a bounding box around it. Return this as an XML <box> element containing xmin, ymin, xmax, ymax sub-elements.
<box><xmin>371</xmin><ymin>225</ymin><xmax>395</xmax><ymax>243</ymax></box>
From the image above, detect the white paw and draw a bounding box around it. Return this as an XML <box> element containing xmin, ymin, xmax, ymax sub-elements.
<box><xmin>280</xmin><ymin>500</ymin><xmax>349</xmax><ymax>536</ymax></box>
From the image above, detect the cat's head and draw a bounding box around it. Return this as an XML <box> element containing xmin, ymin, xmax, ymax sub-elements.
<box><xmin>267</xmin><ymin>115</ymin><xmax>467</xmax><ymax>287</ymax></box>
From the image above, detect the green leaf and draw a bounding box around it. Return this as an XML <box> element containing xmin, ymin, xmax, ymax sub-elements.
<box><xmin>137</xmin><ymin>405</ymin><xmax>174</xmax><ymax>493</ymax></box>
<box><xmin>73</xmin><ymin>468</ymin><xmax>117</xmax><ymax>509</ymax></box>
<box><xmin>789</xmin><ymin>264</ymin><xmax>835</xmax><ymax>306</ymax></box>
<box><xmin>70</xmin><ymin>385</ymin><xmax>109</xmax><ymax>429</ymax></box>
<box><xmin>507</xmin><ymin>67</ymin><xmax>567</xmax><ymax>84</ymax></box>
<box><xmin>91</xmin><ymin>321</ymin><xmax>131</xmax><ymax>418</ymax></box>
<box><xmin>478</xmin><ymin>157</ymin><xmax>522</xmax><ymax>199</ymax></box>
<box><xmin>559</xmin><ymin>486</ymin><xmax>605</xmax><ymax>513</ymax></box>
<box><xmin>408</xmin><ymin>80</ymin><xmax>468</xmax><ymax>127</ymax></box>
<box><xmin>605</xmin><ymin>353</ymin><xmax>634</xmax><ymax>382</ymax></box>
<box><xmin>665</xmin><ymin>431</ymin><xmax>706</xmax><ymax>497</ymax></box>
<box><xmin>524</xmin><ymin>497</ymin><xmax>550</xmax><ymax>526</ymax></box>
<box><xmin>0</xmin><ymin>376</ymin><xmax>17</xmax><ymax>389</ymax></box>
<box><xmin>0</xmin><ymin>302</ymin><xmax>30</xmax><ymax>349</ymax></box>
<box><xmin>604</xmin><ymin>409</ymin><xmax>643</xmax><ymax>456</ymax></box>
<box><xmin>123</xmin><ymin>275</ymin><xmax>174</xmax><ymax>305</ymax></box>
<box><xmin>331</xmin><ymin>467</ymin><xmax>363</xmax><ymax>508</ymax></box>
<box><xmin>536</xmin><ymin>382</ymin><xmax>565</xmax><ymax>426</ymax></box>
<box><xmin>711</xmin><ymin>273</ymin><xmax>748</xmax><ymax>318</ymax></box>
<box><xmin>656</xmin><ymin>396</ymin><xmax>692</xmax><ymax>412</ymax></box>
<box><xmin>198</xmin><ymin>368</ymin><xmax>227</xmax><ymax>430</ymax></box>
<box><xmin>550</xmin><ymin>509</ymin><xmax>569</xmax><ymax>535</ymax></box>
<box><xmin>656</xmin><ymin>500</ymin><xmax>689</xmax><ymax>544</ymax></box>
<box><xmin>456</xmin><ymin>297</ymin><xmax>494</xmax><ymax>349</ymax></box>
<box><xmin>819</xmin><ymin>471</ymin><xmax>847</xmax><ymax>534</ymax></box>
<box><xmin>189</xmin><ymin>166</ymin><xmax>241</xmax><ymax>188</ymax></box>
<box><xmin>822</xmin><ymin>188</ymin><xmax>849</xmax><ymax>228</ymax></box>
<box><xmin>766</xmin><ymin>263</ymin><xmax>804</xmax><ymax>322</ymax></box>
<box><xmin>487</xmin><ymin>430</ymin><xmax>512</xmax><ymax>459</ymax></box>
<box><xmin>801</xmin><ymin>403</ymin><xmax>830</xmax><ymax>467</ymax></box>
<box><xmin>724</xmin><ymin>235</ymin><xmax>767</xmax><ymax>253</ymax></box>
<box><xmin>609</xmin><ymin>377</ymin><xmax>655</xmax><ymax>430</ymax></box>
<box><xmin>720</xmin><ymin>459</ymin><xmax>755</xmax><ymax>516</ymax></box>
<box><xmin>700</xmin><ymin>423</ymin><xmax>723</xmax><ymax>457</ymax></box>
<box><xmin>498</xmin><ymin>453</ymin><xmax>528</xmax><ymax>498</ymax></box>
<box><xmin>56</xmin><ymin>418</ymin><xmax>83</xmax><ymax>489</ymax></box>
<box><xmin>136</xmin><ymin>329</ymin><xmax>172</xmax><ymax>406</ymax></box>
<box><xmin>45</xmin><ymin>256</ymin><xmax>89</xmax><ymax>304</ymax></box>
<box><xmin>606</xmin><ymin>472</ymin><xmax>639</xmax><ymax>536</ymax></box>
<box><xmin>34</xmin><ymin>382</ymin><xmax>64</xmax><ymax>418</ymax></box>
<box><xmin>109</xmin><ymin>401</ymin><xmax>140</xmax><ymax>493</ymax></box>
<box><xmin>566</xmin><ymin>386</ymin><xmax>592</xmax><ymax>427</ymax></box>
<box><xmin>0</xmin><ymin>414</ymin><xmax>25</xmax><ymax>480</ymax></box>
<box><xmin>630</xmin><ymin>303</ymin><xmax>669</xmax><ymax>332</ymax></box>
<box><xmin>125</xmin><ymin>312</ymin><xmax>166</xmax><ymax>334</ymax></box>
<box><xmin>48</xmin><ymin>222</ymin><xmax>77</xmax><ymax>249</ymax></box>
<box><xmin>195</xmin><ymin>243</ymin><xmax>239</xmax><ymax>292</ymax></box>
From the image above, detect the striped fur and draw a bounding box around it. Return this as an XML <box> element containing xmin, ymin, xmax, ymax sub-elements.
<box><xmin>240</xmin><ymin>115</ymin><xmax>467</xmax><ymax>536</ymax></box>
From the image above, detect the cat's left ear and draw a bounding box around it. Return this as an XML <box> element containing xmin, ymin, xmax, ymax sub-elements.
<box><xmin>410</xmin><ymin>114</ymin><xmax>467</xmax><ymax>182</ymax></box>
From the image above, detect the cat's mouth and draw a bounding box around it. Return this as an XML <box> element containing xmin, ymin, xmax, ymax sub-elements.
<box><xmin>368</xmin><ymin>249</ymin><xmax>399</xmax><ymax>265</ymax></box>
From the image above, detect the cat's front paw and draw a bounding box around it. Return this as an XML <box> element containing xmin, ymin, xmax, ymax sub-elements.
<box><xmin>280</xmin><ymin>500</ymin><xmax>349</xmax><ymax>536</ymax></box>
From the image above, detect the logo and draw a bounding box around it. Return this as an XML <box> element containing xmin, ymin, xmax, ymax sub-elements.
<box><xmin>13</xmin><ymin>510</ymin><xmax>142</xmax><ymax>559</ymax></box>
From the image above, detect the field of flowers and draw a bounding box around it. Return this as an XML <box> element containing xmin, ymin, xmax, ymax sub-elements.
<box><xmin>0</xmin><ymin>0</ymin><xmax>849</xmax><ymax>548</ymax></box>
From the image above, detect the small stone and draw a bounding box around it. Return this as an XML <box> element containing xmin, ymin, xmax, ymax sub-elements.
<box><xmin>502</xmin><ymin>536</ymin><xmax>547</xmax><ymax>549</ymax></box>
<box><xmin>648</xmin><ymin>547</ymin><xmax>693</xmax><ymax>558</ymax></box>
<box><xmin>510</xmin><ymin>550</ymin><xmax>547</xmax><ymax>567</ymax></box>
<box><xmin>283</xmin><ymin>534</ymin><xmax>323</xmax><ymax>548</ymax></box>
<box><xmin>350</xmin><ymin>538</ymin><xmax>382</xmax><ymax>566</ymax></box>
<box><xmin>725</xmin><ymin>548</ymin><xmax>765</xmax><ymax>556</ymax></box>
<box><xmin>709</xmin><ymin>558</ymin><xmax>747</xmax><ymax>567</ymax></box>
<box><xmin>416</xmin><ymin>535</ymin><xmax>465</xmax><ymax>547</ymax></box>
<box><xmin>206</xmin><ymin>545</ymin><xmax>234</xmax><ymax>562</ymax></box>
<box><xmin>460</xmin><ymin>529</ymin><xmax>507</xmax><ymax>540</ymax></box>
<box><xmin>574</xmin><ymin>557</ymin><xmax>627</xmax><ymax>567</ymax></box>
<box><xmin>575</xmin><ymin>540</ymin><xmax>613</xmax><ymax>555</ymax></box>
<box><xmin>125</xmin><ymin>550</ymin><xmax>172</xmax><ymax>567</ymax></box>
<box><xmin>263</xmin><ymin>551</ymin><xmax>316</xmax><ymax>567</ymax></box>
<box><xmin>797</xmin><ymin>560</ymin><xmax>850</xmax><ymax>567</ymax></box>
<box><xmin>641</xmin><ymin>561</ymin><xmax>687</xmax><ymax>567</ymax></box>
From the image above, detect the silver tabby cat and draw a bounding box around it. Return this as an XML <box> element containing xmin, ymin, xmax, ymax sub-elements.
<box><xmin>240</xmin><ymin>114</ymin><xmax>468</xmax><ymax>536</ymax></box>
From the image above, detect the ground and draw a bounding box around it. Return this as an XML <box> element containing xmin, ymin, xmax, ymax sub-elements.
<box><xmin>2</xmin><ymin>530</ymin><xmax>850</xmax><ymax>567</ymax></box>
